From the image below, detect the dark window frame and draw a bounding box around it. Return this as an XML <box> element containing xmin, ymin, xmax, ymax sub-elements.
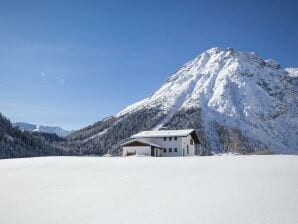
<box><xmin>174</xmin><ymin>148</ymin><xmax>178</xmax><ymax>152</ymax></box>
<box><xmin>169</xmin><ymin>148</ymin><xmax>172</xmax><ymax>152</ymax></box>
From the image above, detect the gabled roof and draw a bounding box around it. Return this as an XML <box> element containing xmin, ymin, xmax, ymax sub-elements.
<box><xmin>121</xmin><ymin>139</ymin><xmax>163</xmax><ymax>148</ymax></box>
<box><xmin>131</xmin><ymin>129</ymin><xmax>200</xmax><ymax>144</ymax></box>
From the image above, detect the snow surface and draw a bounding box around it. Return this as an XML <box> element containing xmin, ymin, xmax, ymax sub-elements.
<box><xmin>115</xmin><ymin>48</ymin><xmax>298</xmax><ymax>153</ymax></box>
<box><xmin>131</xmin><ymin>129</ymin><xmax>194</xmax><ymax>138</ymax></box>
<box><xmin>0</xmin><ymin>156</ymin><xmax>297</xmax><ymax>224</ymax></box>
<box><xmin>285</xmin><ymin>67</ymin><xmax>298</xmax><ymax>78</ymax></box>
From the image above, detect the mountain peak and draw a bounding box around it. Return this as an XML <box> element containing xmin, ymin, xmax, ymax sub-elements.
<box><xmin>177</xmin><ymin>47</ymin><xmax>283</xmax><ymax>80</ymax></box>
<box><xmin>205</xmin><ymin>47</ymin><xmax>223</xmax><ymax>54</ymax></box>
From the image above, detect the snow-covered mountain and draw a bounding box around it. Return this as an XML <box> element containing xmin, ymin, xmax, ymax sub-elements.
<box><xmin>14</xmin><ymin>122</ymin><xmax>73</xmax><ymax>137</ymax></box>
<box><xmin>67</xmin><ymin>48</ymin><xmax>298</xmax><ymax>155</ymax></box>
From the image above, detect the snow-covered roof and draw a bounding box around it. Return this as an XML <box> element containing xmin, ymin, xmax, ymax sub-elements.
<box><xmin>121</xmin><ymin>139</ymin><xmax>163</xmax><ymax>148</ymax></box>
<box><xmin>131</xmin><ymin>129</ymin><xmax>200</xmax><ymax>144</ymax></box>
<box><xmin>131</xmin><ymin>129</ymin><xmax>195</xmax><ymax>138</ymax></box>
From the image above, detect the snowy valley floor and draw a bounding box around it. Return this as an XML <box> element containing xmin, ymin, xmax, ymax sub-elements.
<box><xmin>0</xmin><ymin>155</ymin><xmax>297</xmax><ymax>224</ymax></box>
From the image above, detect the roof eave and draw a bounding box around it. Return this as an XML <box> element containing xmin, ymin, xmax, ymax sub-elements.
<box><xmin>121</xmin><ymin>140</ymin><xmax>163</xmax><ymax>148</ymax></box>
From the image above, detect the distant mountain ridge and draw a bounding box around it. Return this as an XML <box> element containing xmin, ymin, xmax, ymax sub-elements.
<box><xmin>0</xmin><ymin>114</ymin><xmax>64</xmax><ymax>159</ymax></box>
<box><xmin>64</xmin><ymin>47</ymin><xmax>298</xmax><ymax>155</ymax></box>
<box><xmin>13</xmin><ymin>122</ymin><xmax>73</xmax><ymax>137</ymax></box>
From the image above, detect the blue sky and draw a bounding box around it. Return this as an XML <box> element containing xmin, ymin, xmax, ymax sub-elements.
<box><xmin>0</xmin><ymin>0</ymin><xmax>297</xmax><ymax>130</ymax></box>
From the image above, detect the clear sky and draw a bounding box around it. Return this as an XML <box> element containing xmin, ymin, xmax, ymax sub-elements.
<box><xmin>0</xmin><ymin>0</ymin><xmax>297</xmax><ymax>130</ymax></box>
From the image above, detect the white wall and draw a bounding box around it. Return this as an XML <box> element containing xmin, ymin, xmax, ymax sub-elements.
<box><xmin>182</xmin><ymin>135</ymin><xmax>195</xmax><ymax>156</ymax></box>
<box><xmin>135</xmin><ymin>137</ymin><xmax>182</xmax><ymax>157</ymax></box>
<box><xmin>123</xmin><ymin>146</ymin><xmax>151</xmax><ymax>156</ymax></box>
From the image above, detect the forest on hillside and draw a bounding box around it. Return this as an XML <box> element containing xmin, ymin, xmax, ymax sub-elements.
<box><xmin>0</xmin><ymin>113</ymin><xmax>65</xmax><ymax>159</ymax></box>
<box><xmin>0</xmin><ymin>107</ymin><xmax>271</xmax><ymax>159</ymax></box>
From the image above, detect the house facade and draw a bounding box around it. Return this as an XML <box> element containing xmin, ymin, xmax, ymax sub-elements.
<box><xmin>122</xmin><ymin>129</ymin><xmax>199</xmax><ymax>157</ymax></box>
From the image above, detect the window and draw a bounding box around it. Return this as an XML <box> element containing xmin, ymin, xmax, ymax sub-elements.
<box><xmin>174</xmin><ymin>137</ymin><xmax>177</xmax><ymax>141</ymax></box>
<box><xmin>174</xmin><ymin>148</ymin><xmax>178</xmax><ymax>152</ymax></box>
<box><xmin>164</xmin><ymin>137</ymin><xmax>167</xmax><ymax>141</ymax></box>
<box><xmin>169</xmin><ymin>148</ymin><xmax>172</xmax><ymax>152</ymax></box>
<box><xmin>164</xmin><ymin>148</ymin><xmax>167</xmax><ymax>153</ymax></box>
<box><xmin>169</xmin><ymin>137</ymin><xmax>172</xmax><ymax>141</ymax></box>
<box><xmin>190</xmin><ymin>139</ymin><xmax>194</xmax><ymax>145</ymax></box>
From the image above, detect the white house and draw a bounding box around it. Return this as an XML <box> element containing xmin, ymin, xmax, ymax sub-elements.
<box><xmin>122</xmin><ymin>129</ymin><xmax>199</xmax><ymax>157</ymax></box>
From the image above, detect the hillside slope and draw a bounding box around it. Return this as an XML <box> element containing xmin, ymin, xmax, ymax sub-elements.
<box><xmin>65</xmin><ymin>48</ymin><xmax>298</xmax><ymax>155</ymax></box>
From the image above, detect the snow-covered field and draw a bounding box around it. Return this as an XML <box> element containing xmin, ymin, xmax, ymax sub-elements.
<box><xmin>0</xmin><ymin>155</ymin><xmax>297</xmax><ymax>224</ymax></box>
